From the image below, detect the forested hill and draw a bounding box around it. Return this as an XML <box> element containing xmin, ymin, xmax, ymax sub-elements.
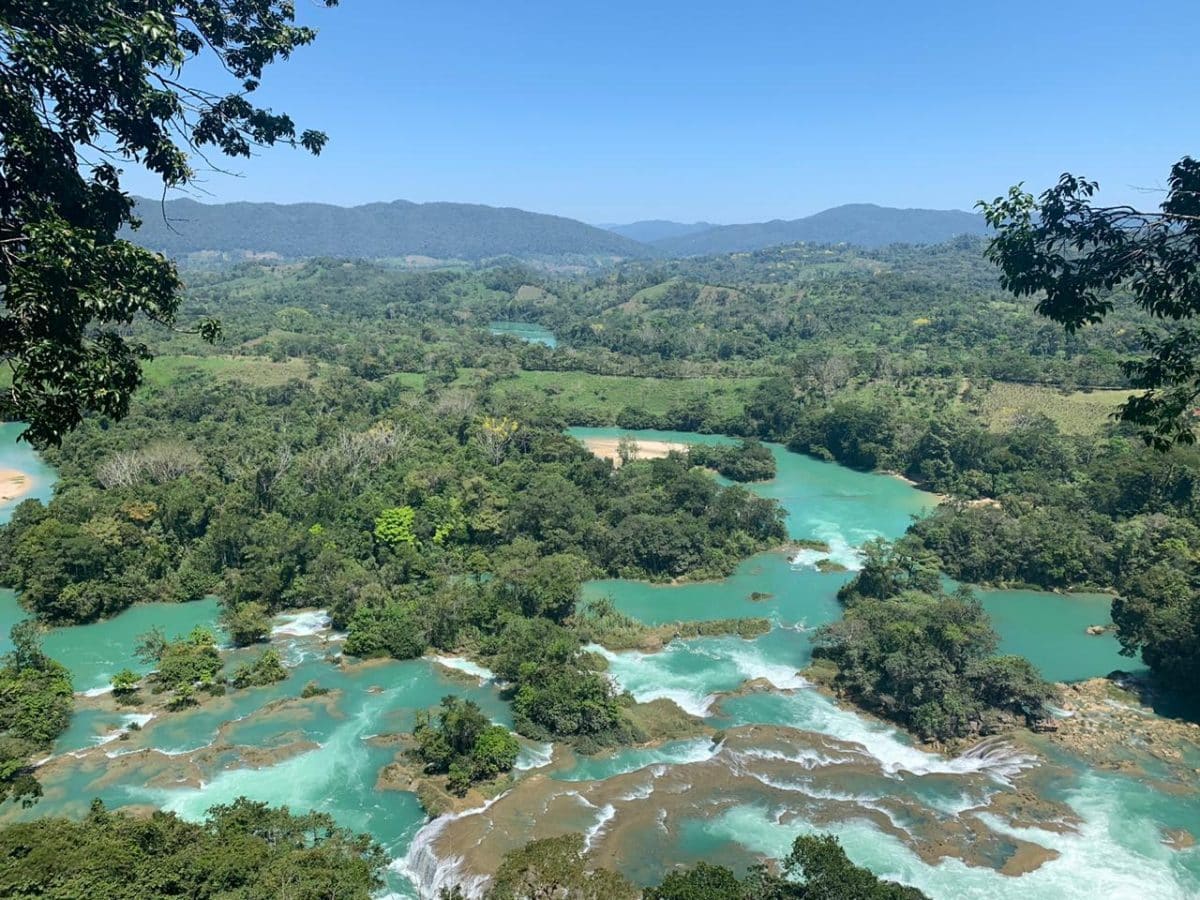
<box><xmin>648</xmin><ymin>204</ymin><xmax>990</xmax><ymax>255</ymax></box>
<box><xmin>126</xmin><ymin>199</ymin><xmax>991</xmax><ymax>264</ymax></box>
<box><xmin>125</xmin><ymin>197</ymin><xmax>651</xmax><ymax>263</ymax></box>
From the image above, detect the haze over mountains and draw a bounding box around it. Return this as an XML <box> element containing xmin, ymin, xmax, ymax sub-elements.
<box><xmin>598</xmin><ymin>220</ymin><xmax>718</xmax><ymax>243</ymax></box>
<box><xmin>129</xmin><ymin>197</ymin><xmax>989</xmax><ymax>264</ymax></box>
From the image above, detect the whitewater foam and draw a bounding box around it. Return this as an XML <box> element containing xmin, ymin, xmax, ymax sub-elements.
<box><xmin>89</xmin><ymin>712</ymin><xmax>156</xmax><ymax>750</ymax></box>
<box><xmin>514</xmin><ymin>741</ymin><xmax>554</xmax><ymax>771</ymax></box>
<box><xmin>789</xmin><ymin>520</ymin><xmax>871</xmax><ymax>572</ymax></box>
<box><xmin>730</xmin><ymin>745</ymin><xmax>850</xmax><ymax>769</ymax></box>
<box><xmin>619</xmin><ymin>781</ymin><xmax>656</xmax><ymax>801</ymax></box>
<box><xmin>393</xmin><ymin>793</ymin><xmax>507</xmax><ymax>899</ymax></box>
<box><xmin>736</xmin><ymin>687</ymin><xmax>1037</xmax><ymax>781</ymax></box>
<box><xmin>587</xmin><ymin>639</ymin><xmax>805</xmax><ymax>717</ymax></box>
<box><xmin>583</xmin><ymin>803</ymin><xmax>617</xmax><ymax>851</ymax></box>
<box><xmin>557</xmin><ymin>737</ymin><xmax>720</xmax><ymax>783</ymax></box>
<box><xmin>271</xmin><ymin>610</ymin><xmax>331</xmax><ymax>637</ymax></box>
<box><xmin>714</xmin><ymin>642</ymin><xmax>808</xmax><ymax>690</ymax></box>
<box><xmin>430</xmin><ymin>655</ymin><xmax>496</xmax><ymax>683</ymax></box>
<box><xmin>705</xmin><ymin>770</ymin><xmax>1200</xmax><ymax>900</ymax></box>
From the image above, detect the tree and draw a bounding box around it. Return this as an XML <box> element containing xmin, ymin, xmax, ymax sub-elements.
<box><xmin>981</xmin><ymin>159</ymin><xmax>1200</xmax><ymax>448</ymax></box>
<box><xmin>0</xmin><ymin>622</ymin><xmax>72</xmax><ymax>806</ymax></box>
<box><xmin>374</xmin><ymin>506</ymin><xmax>417</xmax><ymax>547</ymax></box>
<box><xmin>837</xmin><ymin>538</ymin><xmax>941</xmax><ymax>605</ymax></box>
<box><xmin>0</xmin><ymin>1</ymin><xmax>335</xmax><ymax>446</ymax></box>
<box><xmin>784</xmin><ymin>834</ymin><xmax>927</xmax><ymax>899</ymax></box>
<box><xmin>473</xmin><ymin>832</ymin><xmax>925</xmax><ymax>900</ymax></box>
<box><xmin>230</xmin><ymin>648</ymin><xmax>288</xmax><ymax>689</ymax></box>
<box><xmin>813</xmin><ymin>588</ymin><xmax>1054</xmax><ymax>741</ymax></box>
<box><xmin>617</xmin><ymin>433</ymin><xmax>640</xmax><ymax>465</ymax></box>
<box><xmin>478</xmin><ymin>416</ymin><xmax>519</xmax><ymax>465</ymax></box>
<box><xmin>1111</xmin><ymin>561</ymin><xmax>1200</xmax><ymax>688</ymax></box>
<box><xmin>6</xmin><ymin>619</ymin><xmax>47</xmax><ymax>671</ymax></box>
<box><xmin>484</xmin><ymin>833</ymin><xmax>638</xmax><ymax>900</ymax></box>
<box><xmin>409</xmin><ymin>697</ymin><xmax>519</xmax><ymax>795</ymax></box>
<box><xmin>495</xmin><ymin>553</ymin><xmax>591</xmax><ymax>622</ymax></box>
<box><xmin>343</xmin><ymin>601</ymin><xmax>427</xmax><ymax>660</ymax></box>
<box><xmin>137</xmin><ymin>626</ymin><xmax>222</xmax><ymax>701</ymax></box>
<box><xmin>110</xmin><ymin>668</ymin><xmax>140</xmax><ymax>700</ymax></box>
<box><xmin>645</xmin><ymin>862</ymin><xmax>745</xmax><ymax>899</ymax></box>
<box><xmin>470</xmin><ymin>725</ymin><xmax>519</xmax><ymax>780</ymax></box>
<box><xmin>222</xmin><ymin>600</ymin><xmax>272</xmax><ymax>647</ymax></box>
<box><xmin>133</xmin><ymin>626</ymin><xmax>168</xmax><ymax>666</ymax></box>
<box><xmin>0</xmin><ymin>798</ymin><xmax>387</xmax><ymax>897</ymax></box>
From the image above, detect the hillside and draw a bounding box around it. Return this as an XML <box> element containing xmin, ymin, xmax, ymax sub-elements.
<box><xmin>601</xmin><ymin>220</ymin><xmax>718</xmax><ymax>242</ymax></box>
<box><xmin>650</xmin><ymin>203</ymin><xmax>990</xmax><ymax>255</ymax></box>
<box><xmin>124</xmin><ymin>199</ymin><xmax>992</xmax><ymax>263</ymax></box>
<box><xmin>126</xmin><ymin>197</ymin><xmax>651</xmax><ymax>262</ymax></box>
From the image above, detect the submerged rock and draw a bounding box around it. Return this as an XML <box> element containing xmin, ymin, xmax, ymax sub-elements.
<box><xmin>412</xmin><ymin>724</ymin><xmax>1063</xmax><ymax>894</ymax></box>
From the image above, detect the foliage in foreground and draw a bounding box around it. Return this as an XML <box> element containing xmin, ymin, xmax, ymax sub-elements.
<box><xmin>0</xmin><ymin>623</ymin><xmax>72</xmax><ymax>806</ymax></box>
<box><xmin>0</xmin><ymin>0</ymin><xmax>331</xmax><ymax>445</ymax></box>
<box><xmin>440</xmin><ymin>831</ymin><xmax>927</xmax><ymax>899</ymax></box>
<box><xmin>982</xmin><ymin>158</ymin><xmax>1200</xmax><ymax>449</ymax></box>
<box><xmin>0</xmin><ymin>798</ymin><xmax>386</xmax><ymax>899</ymax></box>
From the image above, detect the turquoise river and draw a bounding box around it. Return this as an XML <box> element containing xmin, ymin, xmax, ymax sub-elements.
<box><xmin>0</xmin><ymin>425</ymin><xmax>1196</xmax><ymax>899</ymax></box>
<box><xmin>487</xmin><ymin>321</ymin><xmax>557</xmax><ymax>348</ymax></box>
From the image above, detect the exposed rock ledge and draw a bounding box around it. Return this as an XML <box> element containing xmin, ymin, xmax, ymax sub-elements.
<box><xmin>1044</xmin><ymin>676</ymin><xmax>1200</xmax><ymax>789</ymax></box>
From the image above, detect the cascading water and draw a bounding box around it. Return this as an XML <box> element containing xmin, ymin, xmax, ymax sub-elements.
<box><xmin>6</xmin><ymin>429</ymin><xmax>1197</xmax><ymax>899</ymax></box>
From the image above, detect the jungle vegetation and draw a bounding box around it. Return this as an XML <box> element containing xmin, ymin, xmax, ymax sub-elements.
<box><xmin>1</xmin><ymin>232</ymin><xmax>1197</xmax><ymax>796</ymax></box>
<box><xmin>817</xmin><ymin>541</ymin><xmax>1055</xmax><ymax>742</ymax></box>
<box><xmin>0</xmin><ymin>798</ymin><xmax>387</xmax><ymax>899</ymax></box>
<box><xmin>443</xmin><ymin>830</ymin><xmax>927</xmax><ymax>900</ymax></box>
<box><xmin>410</xmin><ymin>695</ymin><xmax>520</xmax><ymax>795</ymax></box>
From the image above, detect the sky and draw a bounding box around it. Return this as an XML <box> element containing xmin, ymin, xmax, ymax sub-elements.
<box><xmin>122</xmin><ymin>0</ymin><xmax>1200</xmax><ymax>224</ymax></box>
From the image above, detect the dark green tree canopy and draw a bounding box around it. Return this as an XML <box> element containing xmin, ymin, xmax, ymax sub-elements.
<box><xmin>981</xmin><ymin>158</ymin><xmax>1200</xmax><ymax>448</ymax></box>
<box><xmin>0</xmin><ymin>797</ymin><xmax>387</xmax><ymax>898</ymax></box>
<box><xmin>0</xmin><ymin>1</ymin><xmax>334</xmax><ymax>445</ymax></box>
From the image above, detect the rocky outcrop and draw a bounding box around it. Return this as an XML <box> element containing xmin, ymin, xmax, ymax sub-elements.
<box><xmin>1045</xmin><ymin>676</ymin><xmax>1200</xmax><ymax>787</ymax></box>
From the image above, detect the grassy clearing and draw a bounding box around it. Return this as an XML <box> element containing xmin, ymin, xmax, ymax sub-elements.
<box><xmin>0</xmin><ymin>354</ymin><xmax>325</xmax><ymax>390</ymax></box>
<box><xmin>489</xmin><ymin>370</ymin><xmax>766</xmax><ymax>418</ymax></box>
<box><xmin>973</xmin><ymin>382</ymin><xmax>1134</xmax><ymax>435</ymax></box>
<box><xmin>391</xmin><ymin>372</ymin><xmax>428</xmax><ymax>391</ymax></box>
<box><xmin>619</xmin><ymin>279</ymin><xmax>677</xmax><ymax>312</ymax></box>
<box><xmin>140</xmin><ymin>355</ymin><xmax>332</xmax><ymax>388</ymax></box>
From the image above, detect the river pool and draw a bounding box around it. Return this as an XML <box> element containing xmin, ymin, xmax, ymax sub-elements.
<box><xmin>1</xmin><ymin>425</ymin><xmax>1195</xmax><ymax>899</ymax></box>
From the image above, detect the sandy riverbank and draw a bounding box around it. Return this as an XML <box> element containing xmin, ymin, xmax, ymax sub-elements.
<box><xmin>580</xmin><ymin>437</ymin><xmax>690</xmax><ymax>467</ymax></box>
<box><xmin>0</xmin><ymin>468</ymin><xmax>33</xmax><ymax>504</ymax></box>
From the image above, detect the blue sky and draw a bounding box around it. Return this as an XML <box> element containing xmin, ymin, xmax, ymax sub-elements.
<box><xmin>123</xmin><ymin>0</ymin><xmax>1200</xmax><ymax>223</ymax></box>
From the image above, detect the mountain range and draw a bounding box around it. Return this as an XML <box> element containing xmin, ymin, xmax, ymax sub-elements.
<box><xmin>127</xmin><ymin>198</ymin><xmax>647</xmax><ymax>261</ymax></box>
<box><xmin>127</xmin><ymin>198</ymin><xmax>988</xmax><ymax>263</ymax></box>
<box><xmin>613</xmin><ymin>204</ymin><xmax>990</xmax><ymax>255</ymax></box>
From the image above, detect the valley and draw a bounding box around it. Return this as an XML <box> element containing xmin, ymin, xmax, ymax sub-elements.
<box><xmin>5</xmin><ymin>5</ymin><xmax>1197</xmax><ymax>898</ymax></box>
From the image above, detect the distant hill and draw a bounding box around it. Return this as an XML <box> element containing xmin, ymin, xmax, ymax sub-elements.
<box><xmin>600</xmin><ymin>220</ymin><xmax>718</xmax><ymax>243</ymax></box>
<box><xmin>126</xmin><ymin>198</ymin><xmax>651</xmax><ymax>262</ymax></box>
<box><xmin>649</xmin><ymin>204</ymin><xmax>990</xmax><ymax>255</ymax></box>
